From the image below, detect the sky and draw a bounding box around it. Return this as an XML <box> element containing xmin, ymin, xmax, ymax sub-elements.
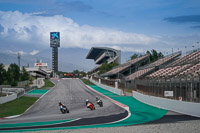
<box><xmin>0</xmin><ymin>0</ymin><xmax>200</xmax><ymax>56</ymax></box>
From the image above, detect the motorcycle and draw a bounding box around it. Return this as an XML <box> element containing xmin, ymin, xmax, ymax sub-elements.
<box><xmin>87</xmin><ymin>102</ymin><xmax>95</xmax><ymax>110</ymax></box>
<box><xmin>96</xmin><ymin>99</ymin><xmax>103</xmax><ymax>107</ymax></box>
<box><xmin>60</xmin><ymin>105</ymin><xmax>69</xmax><ymax>114</ymax></box>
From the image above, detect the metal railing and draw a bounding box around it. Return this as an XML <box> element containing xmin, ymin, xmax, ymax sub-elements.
<box><xmin>134</xmin><ymin>76</ymin><xmax>200</xmax><ymax>103</ymax></box>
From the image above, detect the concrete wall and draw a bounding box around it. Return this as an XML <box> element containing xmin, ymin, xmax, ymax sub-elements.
<box><xmin>90</xmin><ymin>79</ymin><xmax>121</xmax><ymax>95</ymax></box>
<box><xmin>32</xmin><ymin>78</ymin><xmax>45</xmax><ymax>88</ymax></box>
<box><xmin>0</xmin><ymin>93</ymin><xmax>17</xmax><ymax>104</ymax></box>
<box><xmin>133</xmin><ymin>90</ymin><xmax>200</xmax><ymax>117</ymax></box>
<box><xmin>0</xmin><ymin>88</ymin><xmax>25</xmax><ymax>104</ymax></box>
<box><xmin>3</xmin><ymin>88</ymin><xmax>24</xmax><ymax>94</ymax></box>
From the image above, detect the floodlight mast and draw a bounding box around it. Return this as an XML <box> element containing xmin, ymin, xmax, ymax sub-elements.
<box><xmin>17</xmin><ymin>52</ymin><xmax>21</xmax><ymax>68</ymax></box>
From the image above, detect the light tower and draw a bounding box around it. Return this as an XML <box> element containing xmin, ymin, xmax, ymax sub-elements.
<box><xmin>17</xmin><ymin>52</ymin><xmax>21</xmax><ymax>68</ymax></box>
<box><xmin>50</xmin><ymin>32</ymin><xmax>60</xmax><ymax>77</ymax></box>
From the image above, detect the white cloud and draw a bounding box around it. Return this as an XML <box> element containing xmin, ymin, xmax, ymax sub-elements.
<box><xmin>7</xmin><ymin>50</ymin><xmax>26</xmax><ymax>55</ymax></box>
<box><xmin>30</xmin><ymin>50</ymin><xmax>39</xmax><ymax>55</ymax></box>
<box><xmin>0</xmin><ymin>10</ymin><xmax>160</xmax><ymax>52</ymax></box>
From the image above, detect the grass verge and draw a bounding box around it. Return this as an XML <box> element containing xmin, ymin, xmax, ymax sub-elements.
<box><xmin>0</xmin><ymin>96</ymin><xmax>38</xmax><ymax>118</ymax></box>
<box><xmin>81</xmin><ymin>79</ymin><xmax>95</xmax><ymax>85</ymax></box>
<box><xmin>40</xmin><ymin>79</ymin><xmax>54</xmax><ymax>89</ymax></box>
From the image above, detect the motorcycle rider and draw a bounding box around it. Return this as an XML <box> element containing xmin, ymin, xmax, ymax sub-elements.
<box><xmin>59</xmin><ymin>101</ymin><xmax>66</xmax><ymax>109</ymax></box>
<box><xmin>86</xmin><ymin>99</ymin><xmax>95</xmax><ymax>110</ymax></box>
<box><xmin>96</xmin><ymin>96</ymin><xmax>103</xmax><ymax>107</ymax></box>
<box><xmin>59</xmin><ymin>101</ymin><xmax>69</xmax><ymax>113</ymax></box>
<box><xmin>86</xmin><ymin>99</ymin><xmax>94</xmax><ymax>106</ymax></box>
<box><xmin>96</xmin><ymin>96</ymin><xmax>100</xmax><ymax>101</ymax></box>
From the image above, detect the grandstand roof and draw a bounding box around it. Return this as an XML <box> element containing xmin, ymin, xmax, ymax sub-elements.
<box><xmin>26</xmin><ymin>67</ymin><xmax>48</xmax><ymax>78</ymax></box>
<box><xmin>86</xmin><ymin>47</ymin><xmax>121</xmax><ymax>66</ymax></box>
<box><xmin>86</xmin><ymin>47</ymin><xmax>118</xmax><ymax>59</ymax></box>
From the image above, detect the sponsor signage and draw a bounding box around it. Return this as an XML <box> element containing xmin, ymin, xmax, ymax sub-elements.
<box><xmin>179</xmin><ymin>96</ymin><xmax>182</xmax><ymax>101</ymax></box>
<box><xmin>164</xmin><ymin>91</ymin><xmax>174</xmax><ymax>97</ymax></box>
<box><xmin>50</xmin><ymin>32</ymin><xmax>60</xmax><ymax>47</ymax></box>
<box><xmin>34</xmin><ymin>63</ymin><xmax>48</xmax><ymax>67</ymax></box>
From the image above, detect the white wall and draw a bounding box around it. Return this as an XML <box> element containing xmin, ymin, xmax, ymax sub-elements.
<box><xmin>90</xmin><ymin>79</ymin><xmax>121</xmax><ymax>95</ymax></box>
<box><xmin>0</xmin><ymin>93</ymin><xmax>17</xmax><ymax>104</ymax></box>
<box><xmin>31</xmin><ymin>78</ymin><xmax>45</xmax><ymax>88</ymax></box>
<box><xmin>133</xmin><ymin>90</ymin><xmax>200</xmax><ymax>117</ymax></box>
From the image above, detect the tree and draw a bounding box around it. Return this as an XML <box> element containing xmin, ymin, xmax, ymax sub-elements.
<box><xmin>50</xmin><ymin>72</ymin><xmax>53</xmax><ymax>77</ymax></box>
<box><xmin>20</xmin><ymin>67</ymin><xmax>29</xmax><ymax>81</ymax></box>
<box><xmin>146</xmin><ymin>49</ymin><xmax>164</xmax><ymax>62</ymax></box>
<box><xmin>7</xmin><ymin>64</ymin><xmax>20</xmax><ymax>86</ymax></box>
<box><xmin>146</xmin><ymin>50</ymin><xmax>151</xmax><ymax>60</ymax></box>
<box><xmin>130</xmin><ymin>53</ymin><xmax>142</xmax><ymax>60</ymax></box>
<box><xmin>158</xmin><ymin>52</ymin><xmax>164</xmax><ymax>58</ymax></box>
<box><xmin>151</xmin><ymin>49</ymin><xmax>158</xmax><ymax>61</ymax></box>
<box><xmin>0</xmin><ymin>63</ymin><xmax>7</xmax><ymax>85</ymax></box>
<box><xmin>99</xmin><ymin>62</ymin><xmax>118</xmax><ymax>74</ymax></box>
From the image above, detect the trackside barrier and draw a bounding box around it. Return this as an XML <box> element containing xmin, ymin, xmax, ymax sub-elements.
<box><xmin>31</xmin><ymin>78</ymin><xmax>45</xmax><ymax>88</ymax></box>
<box><xmin>0</xmin><ymin>93</ymin><xmax>17</xmax><ymax>104</ymax></box>
<box><xmin>0</xmin><ymin>86</ymin><xmax>37</xmax><ymax>104</ymax></box>
<box><xmin>90</xmin><ymin>79</ymin><xmax>121</xmax><ymax>95</ymax></box>
<box><xmin>133</xmin><ymin>90</ymin><xmax>200</xmax><ymax>117</ymax></box>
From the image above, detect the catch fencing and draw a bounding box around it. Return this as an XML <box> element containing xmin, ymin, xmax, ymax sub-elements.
<box><xmin>134</xmin><ymin>76</ymin><xmax>200</xmax><ymax>103</ymax></box>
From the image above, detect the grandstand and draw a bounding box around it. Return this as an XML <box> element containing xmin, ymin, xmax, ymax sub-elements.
<box><xmin>126</xmin><ymin>51</ymin><xmax>181</xmax><ymax>80</ymax></box>
<box><xmin>101</xmin><ymin>54</ymin><xmax>150</xmax><ymax>78</ymax></box>
<box><xmin>166</xmin><ymin>50</ymin><xmax>200</xmax><ymax>67</ymax></box>
<box><xmin>147</xmin><ymin>50</ymin><xmax>200</xmax><ymax>79</ymax></box>
<box><xmin>179</xmin><ymin>63</ymin><xmax>200</xmax><ymax>77</ymax></box>
<box><xmin>86</xmin><ymin>47</ymin><xmax>121</xmax><ymax>75</ymax></box>
<box><xmin>26</xmin><ymin>67</ymin><xmax>48</xmax><ymax>78</ymax></box>
<box><xmin>134</xmin><ymin>49</ymin><xmax>200</xmax><ymax>102</ymax></box>
<box><xmin>90</xmin><ymin>48</ymin><xmax>200</xmax><ymax>102</ymax></box>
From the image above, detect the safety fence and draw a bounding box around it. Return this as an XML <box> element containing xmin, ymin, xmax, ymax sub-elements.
<box><xmin>92</xmin><ymin>76</ymin><xmax>132</xmax><ymax>96</ymax></box>
<box><xmin>92</xmin><ymin>75</ymin><xmax>200</xmax><ymax>103</ymax></box>
<box><xmin>0</xmin><ymin>86</ymin><xmax>37</xmax><ymax>104</ymax></box>
<box><xmin>134</xmin><ymin>77</ymin><xmax>200</xmax><ymax>103</ymax></box>
<box><xmin>92</xmin><ymin>76</ymin><xmax>125</xmax><ymax>90</ymax></box>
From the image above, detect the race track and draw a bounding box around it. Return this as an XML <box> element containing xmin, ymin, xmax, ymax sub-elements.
<box><xmin>0</xmin><ymin>79</ymin><xmax>127</xmax><ymax>131</ymax></box>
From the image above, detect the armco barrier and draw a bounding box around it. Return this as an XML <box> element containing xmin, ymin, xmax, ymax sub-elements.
<box><xmin>133</xmin><ymin>90</ymin><xmax>200</xmax><ymax>117</ymax></box>
<box><xmin>0</xmin><ymin>93</ymin><xmax>17</xmax><ymax>104</ymax></box>
<box><xmin>90</xmin><ymin>79</ymin><xmax>121</xmax><ymax>95</ymax></box>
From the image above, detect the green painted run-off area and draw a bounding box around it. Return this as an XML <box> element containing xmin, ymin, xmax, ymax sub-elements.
<box><xmin>27</xmin><ymin>89</ymin><xmax>49</xmax><ymax>95</ymax></box>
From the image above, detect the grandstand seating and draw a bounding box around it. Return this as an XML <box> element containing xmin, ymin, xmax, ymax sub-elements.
<box><xmin>168</xmin><ymin>51</ymin><xmax>200</xmax><ymax>67</ymax></box>
<box><xmin>102</xmin><ymin>54</ymin><xmax>150</xmax><ymax>76</ymax></box>
<box><xmin>143</xmin><ymin>51</ymin><xmax>181</xmax><ymax>69</ymax></box>
<box><xmin>104</xmin><ymin>65</ymin><xmax>130</xmax><ymax>76</ymax></box>
<box><xmin>148</xmin><ymin>64</ymin><xmax>192</xmax><ymax>78</ymax></box>
<box><xmin>179</xmin><ymin>63</ymin><xmax>200</xmax><ymax>77</ymax></box>
<box><xmin>126</xmin><ymin>67</ymin><xmax>154</xmax><ymax>80</ymax></box>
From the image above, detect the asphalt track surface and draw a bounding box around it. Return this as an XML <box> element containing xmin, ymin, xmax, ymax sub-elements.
<box><xmin>0</xmin><ymin>79</ymin><xmax>127</xmax><ymax>131</ymax></box>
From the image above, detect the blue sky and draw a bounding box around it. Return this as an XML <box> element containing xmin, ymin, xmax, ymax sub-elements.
<box><xmin>0</xmin><ymin>0</ymin><xmax>200</xmax><ymax>56</ymax></box>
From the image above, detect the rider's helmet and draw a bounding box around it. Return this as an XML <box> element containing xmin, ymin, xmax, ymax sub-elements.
<box><xmin>59</xmin><ymin>101</ymin><xmax>62</xmax><ymax>105</ymax></box>
<box><xmin>96</xmin><ymin>96</ymin><xmax>100</xmax><ymax>100</ymax></box>
<box><xmin>86</xmin><ymin>99</ymin><xmax>89</xmax><ymax>102</ymax></box>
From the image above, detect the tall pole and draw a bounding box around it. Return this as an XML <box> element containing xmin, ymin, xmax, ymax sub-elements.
<box><xmin>185</xmin><ymin>46</ymin><xmax>187</xmax><ymax>55</ymax></box>
<box><xmin>17</xmin><ymin>52</ymin><xmax>21</xmax><ymax>68</ymax></box>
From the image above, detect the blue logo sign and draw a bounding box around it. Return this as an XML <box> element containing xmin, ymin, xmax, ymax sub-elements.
<box><xmin>51</xmin><ymin>32</ymin><xmax>60</xmax><ymax>39</ymax></box>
